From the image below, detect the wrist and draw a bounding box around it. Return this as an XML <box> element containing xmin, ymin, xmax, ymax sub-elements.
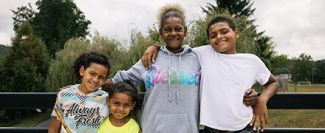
<box><xmin>258</xmin><ymin>96</ymin><xmax>268</xmax><ymax>105</ymax></box>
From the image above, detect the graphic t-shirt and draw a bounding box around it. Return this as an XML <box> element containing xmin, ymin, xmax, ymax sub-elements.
<box><xmin>51</xmin><ymin>84</ymin><xmax>109</xmax><ymax>133</ymax></box>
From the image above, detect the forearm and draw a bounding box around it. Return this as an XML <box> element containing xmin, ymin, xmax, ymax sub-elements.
<box><xmin>48</xmin><ymin>118</ymin><xmax>61</xmax><ymax>133</ymax></box>
<box><xmin>259</xmin><ymin>75</ymin><xmax>279</xmax><ymax>103</ymax></box>
<box><xmin>260</xmin><ymin>83</ymin><xmax>278</xmax><ymax>103</ymax></box>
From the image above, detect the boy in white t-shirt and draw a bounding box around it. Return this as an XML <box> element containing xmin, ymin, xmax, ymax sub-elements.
<box><xmin>141</xmin><ymin>15</ymin><xmax>278</xmax><ymax>132</ymax></box>
<box><xmin>195</xmin><ymin>15</ymin><xmax>278</xmax><ymax>133</ymax></box>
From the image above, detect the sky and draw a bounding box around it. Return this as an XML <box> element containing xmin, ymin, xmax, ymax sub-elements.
<box><xmin>0</xmin><ymin>0</ymin><xmax>324</xmax><ymax>60</ymax></box>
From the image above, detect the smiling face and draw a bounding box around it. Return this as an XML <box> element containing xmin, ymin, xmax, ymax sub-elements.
<box><xmin>160</xmin><ymin>17</ymin><xmax>187</xmax><ymax>53</ymax></box>
<box><xmin>79</xmin><ymin>63</ymin><xmax>108</xmax><ymax>94</ymax></box>
<box><xmin>208</xmin><ymin>22</ymin><xmax>239</xmax><ymax>54</ymax></box>
<box><xmin>108</xmin><ymin>92</ymin><xmax>135</xmax><ymax>120</ymax></box>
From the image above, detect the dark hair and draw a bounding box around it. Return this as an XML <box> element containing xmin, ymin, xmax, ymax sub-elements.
<box><xmin>158</xmin><ymin>4</ymin><xmax>186</xmax><ymax>34</ymax></box>
<box><xmin>206</xmin><ymin>15</ymin><xmax>237</xmax><ymax>37</ymax></box>
<box><xmin>73</xmin><ymin>52</ymin><xmax>111</xmax><ymax>83</ymax></box>
<box><xmin>105</xmin><ymin>81</ymin><xmax>138</xmax><ymax>102</ymax></box>
<box><xmin>103</xmin><ymin>81</ymin><xmax>139</xmax><ymax>118</ymax></box>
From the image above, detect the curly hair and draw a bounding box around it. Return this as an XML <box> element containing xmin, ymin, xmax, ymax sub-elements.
<box><xmin>73</xmin><ymin>52</ymin><xmax>111</xmax><ymax>83</ymax></box>
<box><xmin>157</xmin><ymin>3</ymin><xmax>186</xmax><ymax>33</ymax></box>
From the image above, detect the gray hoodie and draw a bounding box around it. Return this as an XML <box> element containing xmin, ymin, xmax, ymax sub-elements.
<box><xmin>112</xmin><ymin>45</ymin><xmax>201</xmax><ymax>133</ymax></box>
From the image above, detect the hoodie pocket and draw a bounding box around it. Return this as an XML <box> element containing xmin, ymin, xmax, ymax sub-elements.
<box><xmin>152</xmin><ymin>113</ymin><xmax>192</xmax><ymax>133</ymax></box>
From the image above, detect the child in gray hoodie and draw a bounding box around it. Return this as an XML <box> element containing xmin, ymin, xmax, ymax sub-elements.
<box><xmin>108</xmin><ymin>4</ymin><xmax>200</xmax><ymax>133</ymax></box>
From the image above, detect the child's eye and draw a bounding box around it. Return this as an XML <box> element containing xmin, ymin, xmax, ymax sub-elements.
<box><xmin>124</xmin><ymin>104</ymin><xmax>130</xmax><ymax>108</ymax></box>
<box><xmin>220</xmin><ymin>29</ymin><xmax>229</xmax><ymax>34</ymax></box>
<box><xmin>99</xmin><ymin>76</ymin><xmax>105</xmax><ymax>80</ymax></box>
<box><xmin>113</xmin><ymin>102</ymin><xmax>120</xmax><ymax>106</ymax></box>
<box><xmin>175</xmin><ymin>27</ymin><xmax>183</xmax><ymax>32</ymax></box>
<box><xmin>163</xmin><ymin>28</ymin><xmax>172</xmax><ymax>33</ymax></box>
<box><xmin>209</xmin><ymin>33</ymin><xmax>217</xmax><ymax>39</ymax></box>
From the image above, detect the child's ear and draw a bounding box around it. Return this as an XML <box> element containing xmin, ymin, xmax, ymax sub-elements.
<box><xmin>79</xmin><ymin>66</ymin><xmax>85</xmax><ymax>76</ymax></box>
<box><xmin>235</xmin><ymin>29</ymin><xmax>240</xmax><ymax>38</ymax></box>
<box><xmin>131</xmin><ymin>101</ymin><xmax>136</xmax><ymax>110</ymax></box>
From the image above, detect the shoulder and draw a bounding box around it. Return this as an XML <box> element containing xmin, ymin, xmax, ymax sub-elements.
<box><xmin>193</xmin><ymin>44</ymin><xmax>212</xmax><ymax>53</ymax></box>
<box><xmin>101</xmin><ymin>117</ymin><xmax>111</xmax><ymax>125</ymax></box>
<box><xmin>57</xmin><ymin>84</ymin><xmax>78</xmax><ymax>96</ymax></box>
<box><xmin>128</xmin><ymin>118</ymin><xmax>140</xmax><ymax>131</ymax></box>
<box><xmin>235</xmin><ymin>53</ymin><xmax>261</xmax><ymax>62</ymax></box>
<box><xmin>129</xmin><ymin>118</ymin><xmax>139</xmax><ymax>124</ymax></box>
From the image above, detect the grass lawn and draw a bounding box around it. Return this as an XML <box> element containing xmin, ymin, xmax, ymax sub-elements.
<box><xmin>268</xmin><ymin>109</ymin><xmax>325</xmax><ymax>128</ymax></box>
<box><xmin>267</xmin><ymin>84</ymin><xmax>325</xmax><ymax>128</ymax></box>
<box><xmin>287</xmin><ymin>84</ymin><xmax>325</xmax><ymax>92</ymax></box>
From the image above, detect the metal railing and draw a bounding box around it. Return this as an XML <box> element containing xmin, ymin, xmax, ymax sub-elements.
<box><xmin>1</xmin><ymin>92</ymin><xmax>325</xmax><ymax>133</ymax></box>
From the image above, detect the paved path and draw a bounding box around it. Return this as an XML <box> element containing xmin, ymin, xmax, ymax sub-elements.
<box><xmin>33</xmin><ymin>119</ymin><xmax>51</xmax><ymax>127</ymax></box>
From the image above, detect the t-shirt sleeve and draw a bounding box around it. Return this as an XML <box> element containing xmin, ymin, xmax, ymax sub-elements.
<box><xmin>51</xmin><ymin>92</ymin><xmax>63</xmax><ymax>120</ymax></box>
<box><xmin>254</xmin><ymin>56</ymin><xmax>271</xmax><ymax>85</ymax></box>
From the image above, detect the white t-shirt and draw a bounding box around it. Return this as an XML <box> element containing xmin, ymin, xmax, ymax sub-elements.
<box><xmin>193</xmin><ymin>45</ymin><xmax>270</xmax><ymax>131</ymax></box>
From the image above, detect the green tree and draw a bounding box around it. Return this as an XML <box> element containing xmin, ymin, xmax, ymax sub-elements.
<box><xmin>11</xmin><ymin>3</ymin><xmax>36</xmax><ymax>31</ymax></box>
<box><xmin>202</xmin><ymin>0</ymin><xmax>255</xmax><ymax>17</ymax></box>
<box><xmin>31</xmin><ymin>0</ymin><xmax>91</xmax><ymax>57</ymax></box>
<box><xmin>45</xmin><ymin>33</ymin><xmax>125</xmax><ymax>91</ymax></box>
<box><xmin>291</xmin><ymin>53</ymin><xmax>315</xmax><ymax>83</ymax></box>
<box><xmin>0</xmin><ymin>45</ymin><xmax>9</xmax><ymax>57</ymax></box>
<box><xmin>314</xmin><ymin>60</ymin><xmax>325</xmax><ymax>83</ymax></box>
<box><xmin>200</xmin><ymin>0</ymin><xmax>275</xmax><ymax>69</ymax></box>
<box><xmin>0</xmin><ymin>22</ymin><xmax>49</xmax><ymax>92</ymax></box>
<box><xmin>271</xmin><ymin>54</ymin><xmax>293</xmax><ymax>75</ymax></box>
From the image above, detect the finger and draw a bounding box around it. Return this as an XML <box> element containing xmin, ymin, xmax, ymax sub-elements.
<box><xmin>260</xmin><ymin>116</ymin><xmax>265</xmax><ymax>132</ymax></box>
<box><xmin>250</xmin><ymin>89</ymin><xmax>258</xmax><ymax>96</ymax></box>
<box><xmin>245</xmin><ymin>89</ymin><xmax>252</xmax><ymax>95</ymax></box>
<box><xmin>146</xmin><ymin>54</ymin><xmax>151</xmax><ymax>69</ymax></box>
<box><xmin>148</xmin><ymin>50</ymin><xmax>153</xmax><ymax>65</ymax></box>
<box><xmin>142</xmin><ymin>54</ymin><xmax>149</xmax><ymax>69</ymax></box>
<box><xmin>244</xmin><ymin>102</ymin><xmax>249</xmax><ymax>106</ymax></box>
<box><xmin>253</xmin><ymin>116</ymin><xmax>260</xmax><ymax>131</ymax></box>
<box><xmin>152</xmin><ymin>50</ymin><xmax>157</xmax><ymax>63</ymax></box>
<box><xmin>265</xmin><ymin>111</ymin><xmax>268</xmax><ymax>125</ymax></box>
<box><xmin>250</xmin><ymin>115</ymin><xmax>256</xmax><ymax>126</ymax></box>
<box><xmin>141</xmin><ymin>55</ymin><xmax>147</xmax><ymax>69</ymax></box>
<box><xmin>243</xmin><ymin>97</ymin><xmax>258</xmax><ymax>106</ymax></box>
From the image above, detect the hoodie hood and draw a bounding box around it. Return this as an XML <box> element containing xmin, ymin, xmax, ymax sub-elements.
<box><xmin>160</xmin><ymin>45</ymin><xmax>193</xmax><ymax>56</ymax></box>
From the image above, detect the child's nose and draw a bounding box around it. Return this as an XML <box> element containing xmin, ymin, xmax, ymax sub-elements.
<box><xmin>92</xmin><ymin>77</ymin><xmax>99</xmax><ymax>83</ymax></box>
<box><xmin>217</xmin><ymin>33</ymin><xmax>223</xmax><ymax>39</ymax></box>
<box><xmin>118</xmin><ymin>106</ymin><xmax>124</xmax><ymax>111</ymax></box>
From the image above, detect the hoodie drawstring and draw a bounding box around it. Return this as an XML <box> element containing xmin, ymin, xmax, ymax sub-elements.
<box><xmin>168</xmin><ymin>53</ymin><xmax>172</xmax><ymax>103</ymax></box>
<box><xmin>176</xmin><ymin>54</ymin><xmax>182</xmax><ymax>104</ymax></box>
